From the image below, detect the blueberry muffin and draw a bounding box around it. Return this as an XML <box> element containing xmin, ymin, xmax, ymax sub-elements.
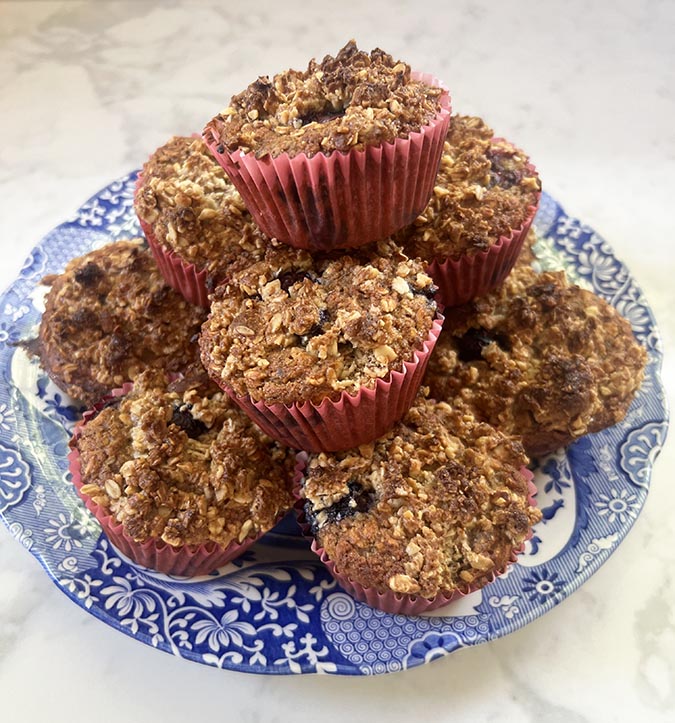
<box><xmin>38</xmin><ymin>240</ymin><xmax>206</xmax><ymax>405</ymax></box>
<box><xmin>205</xmin><ymin>40</ymin><xmax>445</xmax><ymax>160</ymax></box>
<box><xmin>396</xmin><ymin>114</ymin><xmax>541</xmax><ymax>305</ymax></box>
<box><xmin>200</xmin><ymin>239</ymin><xmax>438</xmax><ymax>405</ymax></box>
<box><xmin>71</xmin><ymin>369</ymin><xmax>295</xmax><ymax>574</ymax></box>
<box><xmin>424</xmin><ymin>264</ymin><xmax>647</xmax><ymax>456</ymax></box>
<box><xmin>134</xmin><ymin>136</ymin><xmax>275</xmax><ymax>305</ymax></box>
<box><xmin>202</xmin><ymin>41</ymin><xmax>451</xmax><ymax>251</ymax></box>
<box><xmin>300</xmin><ymin>395</ymin><xmax>540</xmax><ymax>603</ymax></box>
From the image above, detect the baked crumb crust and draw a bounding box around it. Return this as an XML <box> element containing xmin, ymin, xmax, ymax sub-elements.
<box><xmin>38</xmin><ymin>240</ymin><xmax>206</xmax><ymax>405</ymax></box>
<box><xmin>134</xmin><ymin>136</ymin><xmax>272</xmax><ymax>281</ymax></box>
<box><xmin>199</xmin><ymin>239</ymin><xmax>438</xmax><ymax>404</ymax></box>
<box><xmin>425</xmin><ymin>264</ymin><xmax>647</xmax><ymax>456</ymax></box>
<box><xmin>397</xmin><ymin>115</ymin><xmax>541</xmax><ymax>260</ymax></box>
<box><xmin>74</xmin><ymin>369</ymin><xmax>295</xmax><ymax>547</ymax></box>
<box><xmin>302</xmin><ymin>395</ymin><xmax>540</xmax><ymax>599</ymax></box>
<box><xmin>205</xmin><ymin>40</ymin><xmax>444</xmax><ymax>159</ymax></box>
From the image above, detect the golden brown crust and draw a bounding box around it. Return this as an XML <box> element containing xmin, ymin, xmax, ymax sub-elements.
<box><xmin>74</xmin><ymin>370</ymin><xmax>295</xmax><ymax>547</ymax></box>
<box><xmin>38</xmin><ymin>240</ymin><xmax>206</xmax><ymax>405</ymax></box>
<box><xmin>425</xmin><ymin>264</ymin><xmax>647</xmax><ymax>456</ymax></box>
<box><xmin>302</xmin><ymin>395</ymin><xmax>540</xmax><ymax>599</ymax></box>
<box><xmin>205</xmin><ymin>40</ymin><xmax>444</xmax><ymax>159</ymax></box>
<box><xmin>396</xmin><ymin>115</ymin><xmax>541</xmax><ymax>260</ymax></box>
<box><xmin>199</xmin><ymin>239</ymin><xmax>438</xmax><ymax>404</ymax></box>
<box><xmin>134</xmin><ymin>136</ymin><xmax>272</xmax><ymax>282</ymax></box>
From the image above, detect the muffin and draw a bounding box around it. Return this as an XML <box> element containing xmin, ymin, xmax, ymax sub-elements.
<box><xmin>199</xmin><ymin>239</ymin><xmax>443</xmax><ymax>451</ymax></box>
<box><xmin>134</xmin><ymin>135</ymin><xmax>273</xmax><ymax>307</ymax></box>
<box><xmin>298</xmin><ymin>394</ymin><xmax>541</xmax><ymax>614</ymax></box>
<box><xmin>69</xmin><ymin>369</ymin><xmax>295</xmax><ymax>576</ymax></box>
<box><xmin>424</xmin><ymin>264</ymin><xmax>647</xmax><ymax>456</ymax></box>
<box><xmin>37</xmin><ymin>240</ymin><xmax>206</xmax><ymax>406</ymax></box>
<box><xmin>396</xmin><ymin>114</ymin><xmax>541</xmax><ymax>306</ymax></box>
<box><xmin>203</xmin><ymin>40</ymin><xmax>451</xmax><ymax>250</ymax></box>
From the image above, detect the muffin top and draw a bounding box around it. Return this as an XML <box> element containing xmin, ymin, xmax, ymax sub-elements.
<box><xmin>38</xmin><ymin>240</ymin><xmax>206</xmax><ymax>405</ymax></box>
<box><xmin>397</xmin><ymin>115</ymin><xmax>541</xmax><ymax>260</ymax></box>
<box><xmin>302</xmin><ymin>395</ymin><xmax>540</xmax><ymax>599</ymax></box>
<box><xmin>200</xmin><ymin>239</ymin><xmax>438</xmax><ymax>404</ymax></box>
<box><xmin>74</xmin><ymin>369</ymin><xmax>295</xmax><ymax>547</ymax></box>
<box><xmin>204</xmin><ymin>40</ymin><xmax>445</xmax><ymax>159</ymax></box>
<box><xmin>424</xmin><ymin>264</ymin><xmax>647</xmax><ymax>456</ymax></box>
<box><xmin>134</xmin><ymin>135</ymin><xmax>272</xmax><ymax>281</ymax></box>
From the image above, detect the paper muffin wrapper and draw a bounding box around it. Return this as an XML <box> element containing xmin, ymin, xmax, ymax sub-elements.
<box><xmin>427</xmin><ymin>162</ymin><xmax>541</xmax><ymax>308</ymax></box>
<box><xmin>134</xmin><ymin>174</ymin><xmax>211</xmax><ymax>308</ymax></box>
<box><xmin>293</xmin><ymin>461</ymin><xmax>538</xmax><ymax>615</ymax></box>
<box><xmin>68</xmin><ymin>384</ymin><xmax>264</xmax><ymax>577</ymax></box>
<box><xmin>203</xmin><ymin>72</ymin><xmax>451</xmax><ymax>251</ymax></box>
<box><xmin>213</xmin><ymin>312</ymin><xmax>444</xmax><ymax>453</ymax></box>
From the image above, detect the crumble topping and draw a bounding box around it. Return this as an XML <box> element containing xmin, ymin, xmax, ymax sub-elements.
<box><xmin>397</xmin><ymin>115</ymin><xmax>541</xmax><ymax>260</ymax></box>
<box><xmin>205</xmin><ymin>40</ymin><xmax>444</xmax><ymax>159</ymax></box>
<box><xmin>200</xmin><ymin>239</ymin><xmax>438</xmax><ymax>404</ymax></box>
<box><xmin>425</xmin><ymin>264</ymin><xmax>647</xmax><ymax>456</ymax></box>
<box><xmin>74</xmin><ymin>370</ymin><xmax>295</xmax><ymax>547</ymax></box>
<box><xmin>302</xmin><ymin>395</ymin><xmax>540</xmax><ymax>598</ymax></box>
<box><xmin>38</xmin><ymin>240</ymin><xmax>206</xmax><ymax>405</ymax></box>
<box><xmin>135</xmin><ymin>136</ymin><xmax>274</xmax><ymax>282</ymax></box>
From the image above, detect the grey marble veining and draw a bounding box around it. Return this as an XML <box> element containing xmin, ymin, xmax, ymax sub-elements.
<box><xmin>0</xmin><ymin>1</ymin><xmax>674</xmax><ymax>720</ymax></box>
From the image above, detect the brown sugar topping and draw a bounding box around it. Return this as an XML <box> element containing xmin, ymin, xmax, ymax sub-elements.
<box><xmin>134</xmin><ymin>136</ymin><xmax>273</xmax><ymax>281</ymax></box>
<box><xmin>38</xmin><ymin>240</ymin><xmax>206</xmax><ymax>405</ymax></box>
<box><xmin>424</xmin><ymin>264</ymin><xmax>647</xmax><ymax>456</ymax></box>
<box><xmin>199</xmin><ymin>239</ymin><xmax>438</xmax><ymax>405</ymax></box>
<box><xmin>74</xmin><ymin>370</ymin><xmax>295</xmax><ymax>547</ymax></box>
<box><xmin>302</xmin><ymin>395</ymin><xmax>540</xmax><ymax>599</ymax></box>
<box><xmin>397</xmin><ymin>115</ymin><xmax>541</xmax><ymax>260</ymax></box>
<box><xmin>205</xmin><ymin>40</ymin><xmax>445</xmax><ymax>159</ymax></box>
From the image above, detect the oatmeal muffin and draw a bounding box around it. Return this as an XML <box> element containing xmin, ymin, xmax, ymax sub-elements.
<box><xmin>69</xmin><ymin>369</ymin><xmax>295</xmax><ymax>576</ymax></box>
<box><xmin>203</xmin><ymin>41</ymin><xmax>451</xmax><ymax>250</ymax></box>
<box><xmin>38</xmin><ymin>240</ymin><xmax>206</xmax><ymax>406</ymax></box>
<box><xmin>396</xmin><ymin>114</ymin><xmax>541</xmax><ymax>306</ymax></box>
<box><xmin>134</xmin><ymin>135</ymin><xmax>273</xmax><ymax>307</ymax></box>
<box><xmin>200</xmin><ymin>239</ymin><xmax>443</xmax><ymax>451</ymax></box>
<box><xmin>207</xmin><ymin>40</ymin><xmax>445</xmax><ymax>159</ymax></box>
<box><xmin>299</xmin><ymin>395</ymin><xmax>541</xmax><ymax>613</ymax></box>
<box><xmin>424</xmin><ymin>264</ymin><xmax>647</xmax><ymax>457</ymax></box>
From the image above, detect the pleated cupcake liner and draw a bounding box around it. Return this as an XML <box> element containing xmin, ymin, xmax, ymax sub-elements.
<box><xmin>68</xmin><ymin>383</ymin><xmax>267</xmax><ymax>577</ymax></box>
<box><xmin>293</xmin><ymin>463</ymin><xmax>538</xmax><ymax>615</ymax></box>
<box><xmin>203</xmin><ymin>72</ymin><xmax>451</xmax><ymax>251</ymax></box>
<box><xmin>212</xmin><ymin>312</ymin><xmax>444</xmax><ymax>453</ymax></box>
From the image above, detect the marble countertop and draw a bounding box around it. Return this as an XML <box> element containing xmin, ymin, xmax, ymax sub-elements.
<box><xmin>1</xmin><ymin>1</ymin><xmax>673</xmax><ymax>720</ymax></box>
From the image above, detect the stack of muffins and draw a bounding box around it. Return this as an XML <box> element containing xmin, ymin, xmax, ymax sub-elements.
<box><xmin>39</xmin><ymin>41</ymin><xmax>646</xmax><ymax>614</ymax></box>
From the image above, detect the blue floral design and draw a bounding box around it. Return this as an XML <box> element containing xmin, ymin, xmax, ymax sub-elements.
<box><xmin>542</xmin><ymin>458</ymin><xmax>571</xmax><ymax>495</ymax></box>
<box><xmin>522</xmin><ymin>568</ymin><xmax>565</xmax><ymax>604</ymax></box>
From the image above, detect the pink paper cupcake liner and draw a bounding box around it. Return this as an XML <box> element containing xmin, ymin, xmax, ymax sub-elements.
<box><xmin>203</xmin><ymin>72</ymin><xmax>451</xmax><ymax>251</ymax></box>
<box><xmin>215</xmin><ymin>312</ymin><xmax>444</xmax><ymax>453</ymax></box>
<box><xmin>134</xmin><ymin>174</ymin><xmax>211</xmax><ymax>308</ymax></box>
<box><xmin>68</xmin><ymin>384</ymin><xmax>264</xmax><ymax>577</ymax></box>
<box><xmin>294</xmin><ymin>461</ymin><xmax>538</xmax><ymax>615</ymax></box>
<box><xmin>427</xmin><ymin>161</ymin><xmax>541</xmax><ymax>308</ymax></box>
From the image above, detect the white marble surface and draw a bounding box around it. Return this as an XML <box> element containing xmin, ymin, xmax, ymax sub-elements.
<box><xmin>1</xmin><ymin>0</ymin><xmax>674</xmax><ymax>720</ymax></box>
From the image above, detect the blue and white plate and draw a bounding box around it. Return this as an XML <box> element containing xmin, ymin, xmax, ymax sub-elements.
<box><xmin>0</xmin><ymin>173</ymin><xmax>668</xmax><ymax>675</ymax></box>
